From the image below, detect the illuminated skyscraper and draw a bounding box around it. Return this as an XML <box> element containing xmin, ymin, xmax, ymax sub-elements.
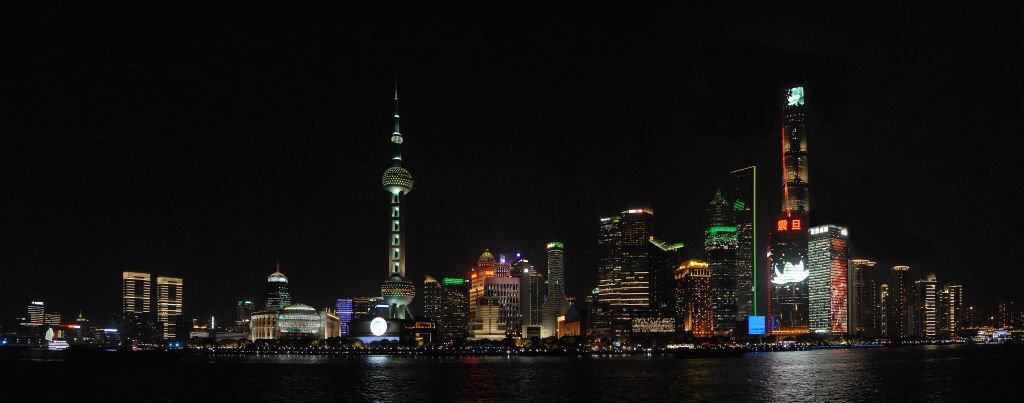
<box><xmin>782</xmin><ymin>86</ymin><xmax>809</xmax><ymax>215</ymax></box>
<box><xmin>236</xmin><ymin>300</ymin><xmax>255</xmax><ymax>328</ymax></box>
<box><xmin>649</xmin><ymin>238</ymin><xmax>685</xmax><ymax>318</ymax></box>
<box><xmin>541</xmin><ymin>242</ymin><xmax>569</xmax><ymax>337</ymax></box>
<box><xmin>483</xmin><ymin>277</ymin><xmax>521</xmax><ymax>338</ymax></box>
<box><xmin>888</xmin><ymin>265</ymin><xmax>911</xmax><ymax>339</ymax></box>
<box><xmin>768</xmin><ymin>86</ymin><xmax>811</xmax><ymax>335</ymax></box>
<box><xmin>379</xmin><ymin>83</ymin><xmax>416</xmax><ymax>320</ymax></box>
<box><xmin>422</xmin><ymin>276</ymin><xmax>442</xmax><ymax>321</ymax></box>
<box><xmin>939</xmin><ymin>284</ymin><xmax>964</xmax><ymax>338</ymax></box>
<box><xmin>469</xmin><ymin>249</ymin><xmax>501</xmax><ymax>318</ymax></box>
<box><xmin>706</xmin><ymin>190</ymin><xmax>739</xmax><ymax>334</ymax></box>
<box><xmin>336</xmin><ymin>298</ymin><xmax>354</xmax><ymax>336</ymax></box>
<box><xmin>808</xmin><ymin>225</ymin><xmax>848</xmax><ymax>335</ymax></box>
<box><xmin>675</xmin><ymin>259</ymin><xmax>713</xmax><ymax>338</ymax></box>
<box><xmin>264</xmin><ymin>263</ymin><xmax>291</xmax><ymax>311</ymax></box>
<box><xmin>156</xmin><ymin>276</ymin><xmax>184</xmax><ymax>341</ymax></box>
<box><xmin>731</xmin><ymin>166</ymin><xmax>757</xmax><ymax>326</ymax></box>
<box><xmin>26</xmin><ymin>301</ymin><xmax>45</xmax><ymax>326</ymax></box>
<box><xmin>122</xmin><ymin>271</ymin><xmax>152</xmax><ymax>316</ymax></box>
<box><xmin>597</xmin><ymin>209</ymin><xmax>653</xmax><ymax>335</ymax></box>
<box><xmin>879</xmin><ymin>283</ymin><xmax>890</xmax><ymax>337</ymax></box>
<box><xmin>440</xmin><ymin>277</ymin><xmax>470</xmax><ymax>341</ymax></box>
<box><xmin>513</xmin><ymin>256</ymin><xmax>545</xmax><ymax>331</ymax></box>
<box><xmin>912</xmin><ymin>274</ymin><xmax>937</xmax><ymax>339</ymax></box>
<box><xmin>848</xmin><ymin>259</ymin><xmax>879</xmax><ymax>336</ymax></box>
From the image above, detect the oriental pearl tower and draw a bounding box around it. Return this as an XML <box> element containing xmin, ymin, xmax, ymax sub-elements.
<box><xmin>379</xmin><ymin>82</ymin><xmax>416</xmax><ymax>320</ymax></box>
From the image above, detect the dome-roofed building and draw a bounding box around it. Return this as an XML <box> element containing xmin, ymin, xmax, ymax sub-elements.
<box><xmin>277</xmin><ymin>303</ymin><xmax>323</xmax><ymax>339</ymax></box>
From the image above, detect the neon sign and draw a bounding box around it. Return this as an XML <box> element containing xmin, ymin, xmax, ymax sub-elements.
<box><xmin>776</xmin><ymin>218</ymin><xmax>802</xmax><ymax>232</ymax></box>
<box><xmin>771</xmin><ymin>260</ymin><xmax>810</xmax><ymax>285</ymax></box>
<box><xmin>787</xmin><ymin>86</ymin><xmax>804</xmax><ymax>106</ymax></box>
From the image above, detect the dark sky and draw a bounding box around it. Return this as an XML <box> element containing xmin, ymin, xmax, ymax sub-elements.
<box><xmin>3</xmin><ymin>3</ymin><xmax>1021</xmax><ymax>325</ymax></box>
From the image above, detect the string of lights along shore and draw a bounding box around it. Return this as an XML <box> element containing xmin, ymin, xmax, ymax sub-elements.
<box><xmin>14</xmin><ymin>84</ymin><xmax>1020</xmax><ymax>350</ymax></box>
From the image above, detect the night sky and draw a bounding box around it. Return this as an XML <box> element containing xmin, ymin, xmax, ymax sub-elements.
<box><xmin>3</xmin><ymin>3</ymin><xmax>1020</xmax><ymax>324</ymax></box>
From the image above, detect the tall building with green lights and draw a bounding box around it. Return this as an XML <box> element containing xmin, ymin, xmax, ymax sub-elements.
<box><xmin>541</xmin><ymin>242</ymin><xmax>568</xmax><ymax>337</ymax></box>
<box><xmin>440</xmin><ymin>277</ymin><xmax>470</xmax><ymax>341</ymax></box>
<box><xmin>650</xmin><ymin>238</ymin><xmax>685</xmax><ymax>319</ymax></box>
<box><xmin>706</xmin><ymin>190</ymin><xmax>739</xmax><ymax>334</ymax></box>
<box><xmin>731</xmin><ymin>166</ymin><xmax>756</xmax><ymax>327</ymax></box>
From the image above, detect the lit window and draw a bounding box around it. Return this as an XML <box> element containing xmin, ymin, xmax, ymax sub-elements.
<box><xmin>392</xmin><ymin>235</ymin><xmax>400</xmax><ymax>246</ymax></box>
<box><xmin>392</xmin><ymin>206</ymin><xmax>400</xmax><ymax>217</ymax></box>
<box><xmin>392</xmin><ymin>220</ymin><xmax>400</xmax><ymax>231</ymax></box>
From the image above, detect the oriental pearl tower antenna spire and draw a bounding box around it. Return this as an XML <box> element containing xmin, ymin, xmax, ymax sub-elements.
<box><xmin>379</xmin><ymin>80</ymin><xmax>416</xmax><ymax>320</ymax></box>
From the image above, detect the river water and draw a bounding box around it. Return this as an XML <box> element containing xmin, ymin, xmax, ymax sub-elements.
<box><xmin>7</xmin><ymin>344</ymin><xmax>1018</xmax><ymax>401</ymax></box>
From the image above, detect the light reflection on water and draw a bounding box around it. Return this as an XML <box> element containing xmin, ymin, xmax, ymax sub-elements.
<box><xmin>6</xmin><ymin>345</ymin><xmax>1018</xmax><ymax>401</ymax></box>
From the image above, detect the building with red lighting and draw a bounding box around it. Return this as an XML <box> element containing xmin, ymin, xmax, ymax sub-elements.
<box><xmin>808</xmin><ymin>225</ymin><xmax>849</xmax><ymax>335</ymax></box>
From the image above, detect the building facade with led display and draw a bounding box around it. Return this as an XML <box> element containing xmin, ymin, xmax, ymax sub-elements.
<box><xmin>808</xmin><ymin>225</ymin><xmax>848</xmax><ymax>335</ymax></box>
<box><xmin>768</xmin><ymin>86</ymin><xmax>812</xmax><ymax>335</ymax></box>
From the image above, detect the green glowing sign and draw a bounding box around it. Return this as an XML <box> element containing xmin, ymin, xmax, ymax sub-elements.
<box><xmin>547</xmin><ymin>242</ymin><xmax>564</xmax><ymax>249</ymax></box>
<box><xmin>708</xmin><ymin>226</ymin><xmax>737</xmax><ymax>234</ymax></box>
<box><xmin>787</xmin><ymin>86</ymin><xmax>804</xmax><ymax>106</ymax></box>
<box><xmin>443</xmin><ymin>278</ymin><xmax>468</xmax><ymax>286</ymax></box>
<box><xmin>733</xmin><ymin>200</ymin><xmax>746</xmax><ymax>211</ymax></box>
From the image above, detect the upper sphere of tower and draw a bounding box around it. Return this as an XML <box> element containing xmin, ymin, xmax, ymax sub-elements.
<box><xmin>382</xmin><ymin>166</ymin><xmax>413</xmax><ymax>195</ymax></box>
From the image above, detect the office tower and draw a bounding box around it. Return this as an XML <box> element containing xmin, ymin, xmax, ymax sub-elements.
<box><xmin>264</xmin><ymin>263</ymin><xmax>291</xmax><ymax>311</ymax></box>
<box><xmin>732</xmin><ymin>166</ymin><xmax>757</xmax><ymax>325</ymax></box>
<box><xmin>888</xmin><ymin>266</ymin><xmax>910</xmax><ymax>339</ymax></box>
<box><xmin>649</xmin><ymin>238</ymin><xmax>685</xmax><ymax>318</ymax></box>
<box><xmin>122</xmin><ymin>271</ymin><xmax>152</xmax><ymax>316</ymax></box>
<box><xmin>597</xmin><ymin>209</ymin><xmax>654</xmax><ymax>335</ymax></box>
<box><xmin>156</xmin><ymin>276</ymin><xmax>184</xmax><ymax>341</ymax></box>
<box><xmin>541</xmin><ymin>242</ymin><xmax>569</xmax><ymax>337</ymax></box>
<box><xmin>26</xmin><ymin>301</ymin><xmax>45</xmax><ymax>326</ymax></box>
<box><xmin>469</xmin><ymin>249</ymin><xmax>502</xmax><ymax>318</ymax></box>
<box><xmin>514</xmin><ymin>256</ymin><xmax>545</xmax><ymax>331</ymax></box>
<box><xmin>440</xmin><ymin>278</ymin><xmax>470</xmax><ymax>341</ymax></box>
<box><xmin>912</xmin><ymin>274</ymin><xmax>937</xmax><ymax>339</ymax></box>
<box><xmin>782</xmin><ymin>86</ymin><xmax>809</xmax><ymax>214</ymax></box>
<box><xmin>470</xmin><ymin>296</ymin><xmax>505</xmax><ymax>340</ymax></box>
<box><xmin>675</xmin><ymin>259</ymin><xmax>713</xmax><ymax>338</ymax></box>
<box><xmin>379</xmin><ymin>83</ymin><xmax>416</xmax><ymax>320</ymax></box>
<box><xmin>483</xmin><ymin>277</ymin><xmax>521</xmax><ymax>338</ymax></box>
<box><xmin>236</xmin><ymin>300</ymin><xmax>255</xmax><ymax>328</ymax></box>
<box><xmin>706</xmin><ymin>190</ymin><xmax>739</xmax><ymax>334</ymax></box>
<box><xmin>848</xmin><ymin>259</ymin><xmax>878</xmax><ymax>336</ymax></box>
<box><xmin>336</xmin><ymin>298</ymin><xmax>354</xmax><ymax>336</ymax></box>
<box><xmin>423</xmin><ymin>276</ymin><xmax>442</xmax><ymax>321</ymax></box>
<box><xmin>939</xmin><ymin>284</ymin><xmax>963</xmax><ymax>338</ymax></box>
<box><xmin>808</xmin><ymin>225</ymin><xmax>849</xmax><ymax>335</ymax></box>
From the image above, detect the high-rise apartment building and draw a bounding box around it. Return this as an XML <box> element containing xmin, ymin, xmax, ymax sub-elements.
<box><xmin>912</xmin><ymin>274</ymin><xmax>938</xmax><ymax>339</ymax></box>
<box><xmin>888</xmin><ymin>266</ymin><xmax>911</xmax><ymax>339</ymax></box>
<box><xmin>939</xmin><ymin>284</ymin><xmax>963</xmax><ymax>338</ymax></box>
<box><xmin>122</xmin><ymin>271</ymin><xmax>152</xmax><ymax>316</ymax></box>
<box><xmin>156</xmin><ymin>276</ymin><xmax>184</xmax><ymax>341</ymax></box>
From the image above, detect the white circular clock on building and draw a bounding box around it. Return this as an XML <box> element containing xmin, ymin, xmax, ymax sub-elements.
<box><xmin>370</xmin><ymin>317</ymin><xmax>388</xmax><ymax>336</ymax></box>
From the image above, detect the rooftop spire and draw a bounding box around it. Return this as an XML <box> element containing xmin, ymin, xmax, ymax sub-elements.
<box><xmin>391</xmin><ymin>79</ymin><xmax>403</xmax><ymax>146</ymax></box>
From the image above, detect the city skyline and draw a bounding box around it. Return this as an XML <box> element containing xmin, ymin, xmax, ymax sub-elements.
<box><xmin>4</xmin><ymin>3</ymin><xmax>1020</xmax><ymax>325</ymax></box>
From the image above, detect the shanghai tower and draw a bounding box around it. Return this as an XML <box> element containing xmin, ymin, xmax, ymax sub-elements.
<box><xmin>768</xmin><ymin>86</ymin><xmax>811</xmax><ymax>334</ymax></box>
<box><xmin>379</xmin><ymin>83</ymin><xmax>416</xmax><ymax>320</ymax></box>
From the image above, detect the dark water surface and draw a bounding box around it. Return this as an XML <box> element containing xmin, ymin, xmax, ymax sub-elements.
<box><xmin>6</xmin><ymin>344</ymin><xmax>1018</xmax><ymax>401</ymax></box>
